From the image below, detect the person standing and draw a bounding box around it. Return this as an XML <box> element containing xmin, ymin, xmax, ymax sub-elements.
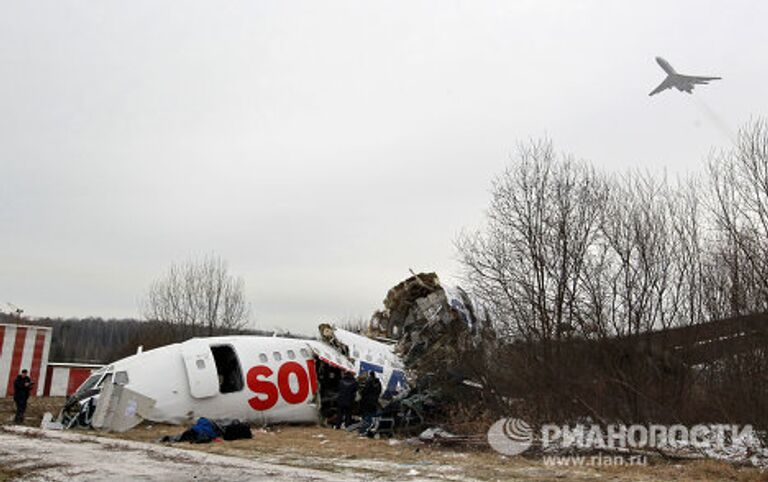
<box><xmin>335</xmin><ymin>371</ymin><xmax>357</xmax><ymax>429</ymax></box>
<box><xmin>13</xmin><ymin>369</ymin><xmax>34</xmax><ymax>424</ymax></box>
<box><xmin>359</xmin><ymin>371</ymin><xmax>382</xmax><ymax>419</ymax></box>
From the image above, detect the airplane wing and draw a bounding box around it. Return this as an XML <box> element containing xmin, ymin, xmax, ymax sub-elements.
<box><xmin>681</xmin><ymin>75</ymin><xmax>721</xmax><ymax>85</ymax></box>
<box><xmin>649</xmin><ymin>77</ymin><xmax>675</xmax><ymax>96</ymax></box>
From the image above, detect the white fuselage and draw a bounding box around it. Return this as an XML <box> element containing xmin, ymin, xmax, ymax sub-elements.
<box><xmin>77</xmin><ymin>331</ymin><xmax>406</xmax><ymax>425</ymax></box>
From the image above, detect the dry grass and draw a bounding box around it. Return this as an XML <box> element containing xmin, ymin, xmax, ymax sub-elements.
<box><xmin>0</xmin><ymin>465</ymin><xmax>25</xmax><ymax>482</ymax></box>
<box><xmin>0</xmin><ymin>459</ymin><xmax>64</xmax><ymax>482</ymax></box>
<box><xmin>0</xmin><ymin>396</ymin><xmax>66</xmax><ymax>427</ymax></box>
<box><xmin>3</xmin><ymin>398</ymin><xmax>767</xmax><ymax>481</ymax></box>
<box><xmin>92</xmin><ymin>423</ymin><xmax>768</xmax><ymax>481</ymax></box>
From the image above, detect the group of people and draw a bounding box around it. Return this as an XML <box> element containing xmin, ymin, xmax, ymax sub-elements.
<box><xmin>12</xmin><ymin>369</ymin><xmax>34</xmax><ymax>424</ymax></box>
<box><xmin>11</xmin><ymin>366</ymin><xmax>384</xmax><ymax>429</ymax></box>
<box><xmin>335</xmin><ymin>370</ymin><xmax>382</xmax><ymax>429</ymax></box>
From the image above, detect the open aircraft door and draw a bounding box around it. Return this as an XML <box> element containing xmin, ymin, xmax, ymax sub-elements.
<box><xmin>180</xmin><ymin>339</ymin><xmax>219</xmax><ymax>398</ymax></box>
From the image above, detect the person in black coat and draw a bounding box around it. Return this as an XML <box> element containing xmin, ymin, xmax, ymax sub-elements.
<box><xmin>335</xmin><ymin>371</ymin><xmax>357</xmax><ymax>429</ymax></box>
<box><xmin>13</xmin><ymin>369</ymin><xmax>34</xmax><ymax>424</ymax></box>
<box><xmin>359</xmin><ymin>371</ymin><xmax>382</xmax><ymax>419</ymax></box>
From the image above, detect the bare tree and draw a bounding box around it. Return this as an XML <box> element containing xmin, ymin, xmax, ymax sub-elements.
<box><xmin>452</xmin><ymin>126</ymin><xmax>768</xmax><ymax>428</ymax></box>
<box><xmin>457</xmin><ymin>140</ymin><xmax>708</xmax><ymax>341</ymax></box>
<box><xmin>595</xmin><ymin>172</ymin><xmax>691</xmax><ymax>335</ymax></box>
<box><xmin>671</xmin><ymin>176</ymin><xmax>707</xmax><ymax>327</ymax></box>
<box><xmin>143</xmin><ymin>254</ymin><xmax>251</xmax><ymax>336</ymax></box>
<box><xmin>457</xmin><ymin>139</ymin><xmax>608</xmax><ymax>341</ymax></box>
<box><xmin>707</xmin><ymin>118</ymin><xmax>768</xmax><ymax>315</ymax></box>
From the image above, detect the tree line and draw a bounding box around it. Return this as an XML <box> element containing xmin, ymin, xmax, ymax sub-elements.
<box><xmin>458</xmin><ymin>119</ymin><xmax>768</xmax><ymax>341</ymax></box>
<box><xmin>453</xmin><ymin>119</ymin><xmax>768</xmax><ymax>427</ymax></box>
<box><xmin>0</xmin><ymin>313</ymin><xmax>274</xmax><ymax>364</ymax></box>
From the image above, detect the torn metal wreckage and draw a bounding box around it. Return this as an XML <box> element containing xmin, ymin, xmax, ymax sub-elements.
<box><xmin>56</xmin><ymin>273</ymin><xmax>486</xmax><ymax>435</ymax></box>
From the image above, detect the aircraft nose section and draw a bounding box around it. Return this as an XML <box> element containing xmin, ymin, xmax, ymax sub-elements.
<box><xmin>655</xmin><ymin>57</ymin><xmax>674</xmax><ymax>74</ymax></box>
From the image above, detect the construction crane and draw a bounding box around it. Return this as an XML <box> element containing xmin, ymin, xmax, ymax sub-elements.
<box><xmin>6</xmin><ymin>302</ymin><xmax>24</xmax><ymax>318</ymax></box>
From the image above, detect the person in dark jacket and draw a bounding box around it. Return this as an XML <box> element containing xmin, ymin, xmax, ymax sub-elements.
<box><xmin>335</xmin><ymin>371</ymin><xmax>357</xmax><ymax>429</ymax></box>
<box><xmin>359</xmin><ymin>371</ymin><xmax>382</xmax><ymax>419</ymax></box>
<box><xmin>13</xmin><ymin>369</ymin><xmax>34</xmax><ymax>424</ymax></box>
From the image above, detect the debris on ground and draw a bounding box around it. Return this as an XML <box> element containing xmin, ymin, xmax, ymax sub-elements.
<box><xmin>362</xmin><ymin>273</ymin><xmax>494</xmax><ymax>438</ymax></box>
<box><xmin>369</xmin><ymin>273</ymin><xmax>488</xmax><ymax>368</ymax></box>
<box><xmin>418</xmin><ymin>427</ymin><xmax>485</xmax><ymax>447</ymax></box>
<box><xmin>370</xmin><ymin>273</ymin><xmax>494</xmax><ymax>386</ymax></box>
<box><xmin>4</xmin><ymin>404</ymin><xmax>767</xmax><ymax>481</ymax></box>
<box><xmin>41</xmin><ymin>412</ymin><xmax>64</xmax><ymax>430</ymax></box>
<box><xmin>419</xmin><ymin>427</ymin><xmax>458</xmax><ymax>441</ymax></box>
<box><xmin>160</xmin><ymin>417</ymin><xmax>253</xmax><ymax>444</ymax></box>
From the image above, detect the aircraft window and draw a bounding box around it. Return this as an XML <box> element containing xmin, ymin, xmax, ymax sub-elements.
<box><xmin>211</xmin><ymin>345</ymin><xmax>244</xmax><ymax>393</ymax></box>
<box><xmin>353</xmin><ymin>350</ymin><xmax>360</xmax><ymax>358</ymax></box>
<box><xmin>114</xmin><ymin>371</ymin><xmax>129</xmax><ymax>386</ymax></box>
<box><xmin>287</xmin><ymin>350</ymin><xmax>296</xmax><ymax>360</ymax></box>
<box><xmin>300</xmin><ymin>348</ymin><xmax>310</xmax><ymax>358</ymax></box>
<box><xmin>259</xmin><ymin>353</ymin><xmax>268</xmax><ymax>363</ymax></box>
<box><xmin>364</xmin><ymin>354</ymin><xmax>372</xmax><ymax>362</ymax></box>
<box><xmin>273</xmin><ymin>351</ymin><xmax>282</xmax><ymax>362</ymax></box>
<box><xmin>196</xmin><ymin>359</ymin><xmax>206</xmax><ymax>370</ymax></box>
<box><xmin>73</xmin><ymin>372</ymin><xmax>104</xmax><ymax>397</ymax></box>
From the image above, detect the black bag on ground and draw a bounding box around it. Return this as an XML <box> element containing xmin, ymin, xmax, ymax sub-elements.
<box><xmin>222</xmin><ymin>420</ymin><xmax>253</xmax><ymax>441</ymax></box>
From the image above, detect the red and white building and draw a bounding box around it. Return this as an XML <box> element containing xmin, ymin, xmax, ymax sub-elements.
<box><xmin>43</xmin><ymin>362</ymin><xmax>103</xmax><ymax>397</ymax></box>
<box><xmin>1</xmin><ymin>322</ymin><xmax>106</xmax><ymax>398</ymax></box>
<box><xmin>0</xmin><ymin>323</ymin><xmax>52</xmax><ymax>397</ymax></box>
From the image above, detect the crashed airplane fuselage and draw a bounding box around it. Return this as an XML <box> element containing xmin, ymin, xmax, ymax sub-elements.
<box><xmin>66</xmin><ymin>327</ymin><xmax>407</xmax><ymax>429</ymax></box>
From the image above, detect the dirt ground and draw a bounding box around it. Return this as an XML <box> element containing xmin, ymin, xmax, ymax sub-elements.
<box><xmin>0</xmin><ymin>396</ymin><xmax>67</xmax><ymax>427</ymax></box>
<box><xmin>2</xmin><ymin>397</ymin><xmax>767</xmax><ymax>481</ymax></box>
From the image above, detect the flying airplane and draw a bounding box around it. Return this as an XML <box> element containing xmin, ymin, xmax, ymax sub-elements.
<box><xmin>649</xmin><ymin>57</ymin><xmax>721</xmax><ymax>96</ymax></box>
<box><xmin>60</xmin><ymin>326</ymin><xmax>408</xmax><ymax>430</ymax></box>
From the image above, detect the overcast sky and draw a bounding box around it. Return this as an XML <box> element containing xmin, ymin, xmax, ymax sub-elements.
<box><xmin>1</xmin><ymin>1</ymin><xmax>766</xmax><ymax>335</ymax></box>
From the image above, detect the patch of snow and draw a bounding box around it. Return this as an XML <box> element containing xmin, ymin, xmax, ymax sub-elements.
<box><xmin>0</xmin><ymin>426</ymin><xmax>470</xmax><ymax>481</ymax></box>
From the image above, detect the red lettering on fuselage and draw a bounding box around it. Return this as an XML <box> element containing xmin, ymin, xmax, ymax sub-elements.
<box><xmin>246</xmin><ymin>365</ymin><xmax>279</xmax><ymax>411</ymax></box>
<box><xmin>247</xmin><ymin>359</ymin><xmax>317</xmax><ymax>411</ymax></box>
<box><xmin>307</xmin><ymin>358</ymin><xmax>318</xmax><ymax>395</ymax></box>
<box><xmin>278</xmin><ymin>361</ymin><xmax>309</xmax><ymax>404</ymax></box>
